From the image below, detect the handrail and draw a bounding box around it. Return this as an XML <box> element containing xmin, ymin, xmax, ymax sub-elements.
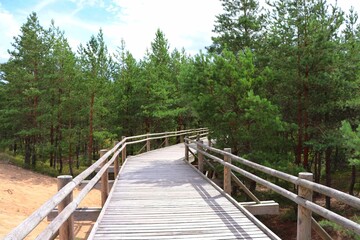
<box><xmin>5</xmin><ymin>128</ymin><xmax>208</xmax><ymax>240</ymax></box>
<box><xmin>35</xmin><ymin>147</ymin><xmax>123</xmax><ymax>240</ymax></box>
<box><xmin>4</xmin><ymin>140</ymin><xmax>123</xmax><ymax>240</ymax></box>
<box><xmin>185</xmin><ymin>138</ymin><xmax>360</xmax><ymax>237</ymax></box>
<box><xmin>125</xmin><ymin>128</ymin><xmax>207</xmax><ymax>141</ymax></box>
<box><xmin>190</xmin><ymin>139</ymin><xmax>360</xmax><ymax>209</ymax></box>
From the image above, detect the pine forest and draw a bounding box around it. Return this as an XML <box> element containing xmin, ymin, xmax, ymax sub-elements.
<box><xmin>1</xmin><ymin>0</ymin><xmax>360</xmax><ymax>225</ymax></box>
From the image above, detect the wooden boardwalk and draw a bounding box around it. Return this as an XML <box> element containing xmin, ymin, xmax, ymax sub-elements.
<box><xmin>89</xmin><ymin>143</ymin><xmax>278</xmax><ymax>240</ymax></box>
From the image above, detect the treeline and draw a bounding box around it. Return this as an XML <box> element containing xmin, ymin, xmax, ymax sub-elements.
<box><xmin>1</xmin><ymin>0</ymin><xmax>360</xmax><ymax>202</ymax></box>
<box><xmin>202</xmin><ymin>0</ymin><xmax>360</xmax><ymax>205</ymax></box>
<box><xmin>0</xmin><ymin>14</ymin><xmax>197</xmax><ymax>174</ymax></box>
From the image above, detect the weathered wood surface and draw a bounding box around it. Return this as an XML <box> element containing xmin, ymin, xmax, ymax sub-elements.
<box><xmin>89</xmin><ymin>144</ymin><xmax>276</xmax><ymax>239</ymax></box>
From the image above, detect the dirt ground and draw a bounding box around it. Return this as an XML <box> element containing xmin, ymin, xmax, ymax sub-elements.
<box><xmin>0</xmin><ymin>162</ymin><xmax>101</xmax><ymax>239</ymax></box>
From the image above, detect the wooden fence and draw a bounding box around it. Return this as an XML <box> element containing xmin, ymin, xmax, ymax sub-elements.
<box><xmin>185</xmin><ymin>137</ymin><xmax>360</xmax><ymax>240</ymax></box>
<box><xmin>4</xmin><ymin>128</ymin><xmax>208</xmax><ymax>240</ymax></box>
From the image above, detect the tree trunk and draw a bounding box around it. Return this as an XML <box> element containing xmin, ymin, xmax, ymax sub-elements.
<box><xmin>24</xmin><ymin>137</ymin><xmax>31</xmax><ymax>168</ymax></box>
<box><xmin>88</xmin><ymin>92</ymin><xmax>95</xmax><ymax>166</ymax></box>
<box><xmin>303</xmin><ymin>78</ymin><xmax>309</xmax><ymax>170</ymax></box>
<box><xmin>145</xmin><ymin>118</ymin><xmax>151</xmax><ymax>133</ymax></box>
<box><xmin>13</xmin><ymin>142</ymin><xmax>17</xmax><ymax>155</ymax></box>
<box><xmin>69</xmin><ymin>117</ymin><xmax>74</xmax><ymax>176</ymax></box>
<box><xmin>58</xmin><ymin>145</ymin><xmax>63</xmax><ymax>174</ymax></box>
<box><xmin>32</xmin><ymin>62</ymin><xmax>38</xmax><ymax>168</ymax></box>
<box><xmin>76</xmin><ymin>130</ymin><xmax>81</xmax><ymax>169</ymax></box>
<box><xmin>249</xmin><ymin>180</ymin><xmax>256</xmax><ymax>192</ymax></box>
<box><xmin>296</xmin><ymin>92</ymin><xmax>303</xmax><ymax>165</ymax></box>
<box><xmin>349</xmin><ymin>165</ymin><xmax>356</xmax><ymax>196</ymax></box>
<box><xmin>69</xmin><ymin>142</ymin><xmax>73</xmax><ymax>176</ymax></box>
<box><xmin>325</xmin><ymin>147</ymin><xmax>332</xmax><ymax>210</ymax></box>
<box><xmin>50</xmin><ymin>124</ymin><xmax>54</xmax><ymax>167</ymax></box>
<box><xmin>93</xmin><ymin>140</ymin><xmax>97</xmax><ymax>161</ymax></box>
<box><xmin>31</xmin><ymin>139</ymin><xmax>36</xmax><ymax>167</ymax></box>
<box><xmin>314</xmin><ymin>152</ymin><xmax>322</xmax><ymax>183</ymax></box>
<box><xmin>296</xmin><ymin>32</ymin><xmax>303</xmax><ymax>166</ymax></box>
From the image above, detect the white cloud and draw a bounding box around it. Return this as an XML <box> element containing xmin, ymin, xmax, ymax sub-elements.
<box><xmin>0</xmin><ymin>4</ymin><xmax>20</xmax><ymax>62</ymax></box>
<box><xmin>104</xmin><ymin>0</ymin><xmax>223</xmax><ymax>58</ymax></box>
<box><xmin>0</xmin><ymin>0</ymin><xmax>223</xmax><ymax>62</ymax></box>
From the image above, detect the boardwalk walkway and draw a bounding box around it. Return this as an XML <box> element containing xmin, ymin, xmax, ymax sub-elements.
<box><xmin>89</xmin><ymin>143</ymin><xmax>278</xmax><ymax>239</ymax></box>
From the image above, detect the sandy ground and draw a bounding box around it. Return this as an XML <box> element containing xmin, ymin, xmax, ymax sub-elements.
<box><xmin>0</xmin><ymin>162</ymin><xmax>101</xmax><ymax>239</ymax></box>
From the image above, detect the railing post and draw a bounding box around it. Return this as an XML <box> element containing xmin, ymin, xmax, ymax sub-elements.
<box><xmin>165</xmin><ymin>136</ymin><xmax>169</xmax><ymax>147</ymax></box>
<box><xmin>185</xmin><ymin>137</ymin><xmax>189</xmax><ymax>162</ymax></box>
<box><xmin>224</xmin><ymin>148</ymin><xmax>232</xmax><ymax>195</ymax></box>
<box><xmin>197</xmin><ymin>140</ymin><xmax>204</xmax><ymax>173</ymax></box>
<box><xmin>113</xmin><ymin>141</ymin><xmax>119</xmax><ymax>179</ymax></box>
<box><xmin>207</xmin><ymin>135</ymin><xmax>212</xmax><ymax>147</ymax></box>
<box><xmin>122</xmin><ymin>136</ymin><xmax>126</xmax><ymax>164</ymax></box>
<box><xmin>180</xmin><ymin>133</ymin><xmax>184</xmax><ymax>143</ymax></box>
<box><xmin>297</xmin><ymin>172</ymin><xmax>313</xmax><ymax>240</ymax></box>
<box><xmin>100</xmin><ymin>149</ymin><xmax>108</xmax><ymax>207</ymax></box>
<box><xmin>146</xmin><ymin>133</ymin><xmax>151</xmax><ymax>152</ymax></box>
<box><xmin>57</xmin><ymin>175</ymin><xmax>74</xmax><ymax>240</ymax></box>
<box><xmin>196</xmin><ymin>134</ymin><xmax>200</xmax><ymax>141</ymax></box>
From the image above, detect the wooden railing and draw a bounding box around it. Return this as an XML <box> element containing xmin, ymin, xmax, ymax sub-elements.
<box><xmin>4</xmin><ymin>128</ymin><xmax>208</xmax><ymax>240</ymax></box>
<box><xmin>185</xmin><ymin>138</ymin><xmax>360</xmax><ymax>240</ymax></box>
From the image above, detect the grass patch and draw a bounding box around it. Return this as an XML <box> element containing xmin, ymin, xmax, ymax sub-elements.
<box><xmin>0</xmin><ymin>152</ymin><xmax>89</xmax><ymax>177</ymax></box>
<box><xmin>319</xmin><ymin>215</ymin><xmax>360</xmax><ymax>240</ymax></box>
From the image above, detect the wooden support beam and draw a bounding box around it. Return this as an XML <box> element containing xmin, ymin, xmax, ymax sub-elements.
<box><xmin>113</xmin><ymin>141</ymin><xmax>119</xmax><ymax>179</ymax></box>
<box><xmin>311</xmin><ymin>217</ymin><xmax>333</xmax><ymax>240</ymax></box>
<box><xmin>197</xmin><ymin>140</ymin><xmax>204</xmax><ymax>173</ymax></box>
<box><xmin>95</xmin><ymin>166</ymin><xmax>114</xmax><ymax>173</ymax></box>
<box><xmin>180</xmin><ymin>133</ymin><xmax>184</xmax><ymax>143</ymax></box>
<box><xmin>297</xmin><ymin>172</ymin><xmax>313</xmax><ymax>240</ymax></box>
<box><xmin>121</xmin><ymin>136</ymin><xmax>126</xmax><ymax>164</ymax></box>
<box><xmin>80</xmin><ymin>180</ymin><xmax>114</xmax><ymax>187</ymax></box>
<box><xmin>100</xmin><ymin>149</ymin><xmax>108</xmax><ymax>207</ymax></box>
<box><xmin>165</xmin><ymin>137</ymin><xmax>169</xmax><ymax>147</ymax></box>
<box><xmin>47</xmin><ymin>207</ymin><xmax>101</xmax><ymax>222</ymax></box>
<box><xmin>146</xmin><ymin>133</ymin><xmax>151</xmax><ymax>152</ymax></box>
<box><xmin>185</xmin><ymin>138</ymin><xmax>189</xmax><ymax>162</ymax></box>
<box><xmin>57</xmin><ymin>175</ymin><xmax>74</xmax><ymax>240</ymax></box>
<box><xmin>240</xmin><ymin>201</ymin><xmax>279</xmax><ymax>215</ymax></box>
<box><xmin>207</xmin><ymin>135</ymin><xmax>212</xmax><ymax>147</ymax></box>
<box><xmin>223</xmin><ymin>148</ymin><xmax>232</xmax><ymax>195</ymax></box>
<box><xmin>231</xmin><ymin>172</ymin><xmax>260</xmax><ymax>204</ymax></box>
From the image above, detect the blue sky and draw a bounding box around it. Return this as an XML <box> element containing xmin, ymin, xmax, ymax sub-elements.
<box><xmin>0</xmin><ymin>0</ymin><xmax>360</xmax><ymax>63</ymax></box>
<box><xmin>0</xmin><ymin>0</ymin><xmax>223</xmax><ymax>62</ymax></box>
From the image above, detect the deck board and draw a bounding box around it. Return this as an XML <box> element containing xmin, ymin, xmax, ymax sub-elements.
<box><xmin>89</xmin><ymin>144</ymin><xmax>277</xmax><ymax>239</ymax></box>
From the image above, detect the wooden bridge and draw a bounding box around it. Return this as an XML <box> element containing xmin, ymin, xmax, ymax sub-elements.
<box><xmin>4</xmin><ymin>129</ymin><xmax>360</xmax><ymax>240</ymax></box>
<box><xmin>89</xmin><ymin>143</ymin><xmax>275</xmax><ymax>239</ymax></box>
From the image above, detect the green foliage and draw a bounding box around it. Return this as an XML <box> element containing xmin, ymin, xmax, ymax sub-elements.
<box><xmin>1</xmin><ymin>2</ymin><xmax>360</xmax><ymax>187</ymax></box>
<box><xmin>184</xmin><ymin>48</ymin><xmax>289</xmax><ymax>164</ymax></box>
<box><xmin>0</xmin><ymin>12</ymin><xmax>47</xmax><ymax>167</ymax></box>
<box><xmin>319</xmin><ymin>216</ymin><xmax>360</xmax><ymax>239</ymax></box>
<box><xmin>340</xmin><ymin>121</ymin><xmax>360</xmax><ymax>166</ymax></box>
<box><xmin>209</xmin><ymin>0</ymin><xmax>265</xmax><ymax>53</ymax></box>
<box><xmin>139</xmin><ymin>29</ymin><xmax>176</xmax><ymax>132</ymax></box>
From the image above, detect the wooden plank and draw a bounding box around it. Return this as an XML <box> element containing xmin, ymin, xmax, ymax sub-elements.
<box><xmin>240</xmin><ymin>201</ymin><xmax>279</xmax><ymax>215</ymax></box>
<box><xmin>47</xmin><ymin>207</ymin><xmax>101</xmax><ymax>221</ymax></box>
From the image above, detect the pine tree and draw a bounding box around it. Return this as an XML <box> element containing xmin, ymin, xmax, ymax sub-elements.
<box><xmin>78</xmin><ymin>29</ymin><xmax>113</xmax><ymax>165</ymax></box>
<box><xmin>140</xmin><ymin>29</ymin><xmax>176</xmax><ymax>132</ymax></box>
<box><xmin>113</xmin><ymin>40</ymin><xmax>143</xmax><ymax>136</ymax></box>
<box><xmin>184</xmin><ymin>48</ymin><xmax>287</xmax><ymax>163</ymax></box>
<box><xmin>266</xmin><ymin>0</ymin><xmax>344</xmax><ymax>168</ymax></box>
<box><xmin>41</xmin><ymin>21</ymin><xmax>80</xmax><ymax>173</ymax></box>
<box><xmin>1</xmin><ymin>12</ymin><xmax>47</xmax><ymax>168</ymax></box>
<box><xmin>209</xmin><ymin>0</ymin><xmax>265</xmax><ymax>53</ymax></box>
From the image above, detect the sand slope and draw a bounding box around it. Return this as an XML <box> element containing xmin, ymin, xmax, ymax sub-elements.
<box><xmin>0</xmin><ymin>162</ymin><xmax>101</xmax><ymax>239</ymax></box>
